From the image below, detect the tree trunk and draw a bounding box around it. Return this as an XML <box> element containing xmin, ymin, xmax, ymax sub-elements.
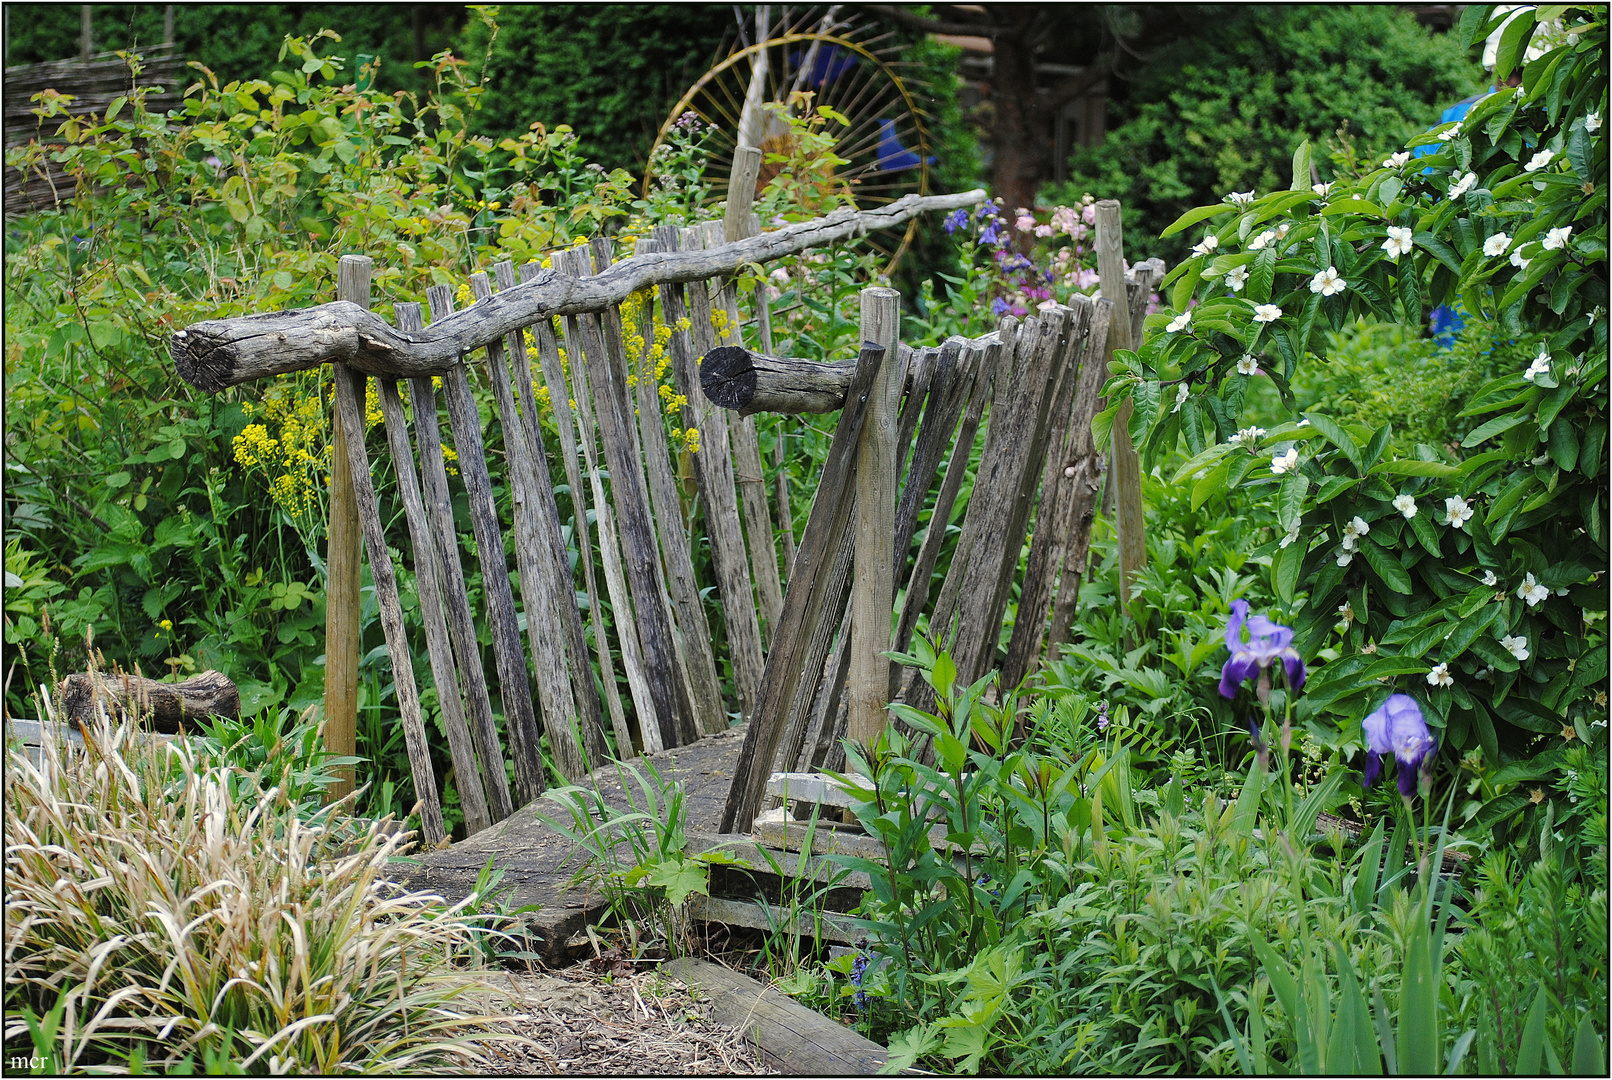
<box><xmin>989</xmin><ymin>13</ymin><xmax>1045</xmax><ymax>215</ymax></box>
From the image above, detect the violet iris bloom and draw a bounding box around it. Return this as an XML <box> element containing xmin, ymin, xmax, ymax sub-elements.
<box><xmin>1362</xmin><ymin>693</ymin><xmax>1437</xmax><ymax>797</ymax></box>
<box><xmin>1218</xmin><ymin>599</ymin><xmax>1307</xmax><ymax>698</ymax></box>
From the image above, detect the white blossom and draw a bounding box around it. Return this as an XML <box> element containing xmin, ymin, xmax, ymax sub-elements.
<box><xmin>1511</xmin><ymin>247</ymin><xmax>1532</xmax><ymax>271</ymax></box>
<box><xmin>1172</xmin><ymin>383</ymin><xmax>1190</xmax><ymax>413</ymax></box>
<box><xmin>1531</xmin><ymin>453</ymin><xmax>1551</xmax><ymax>466</ymax></box>
<box><xmin>1280</xmin><ymin>521</ymin><xmax>1302</xmax><ymax>548</ymax></box>
<box><xmin>1382</xmin><ymin>225</ymin><xmax>1414</xmax><ymax>260</ymax></box>
<box><xmin>1587</xmin><ymin>111</ymin><xmax>1602</xmax><ymax>132</ymax></box>
<box><xmin>1274</xmin><ymin>222</ymin><xmax>1291</xmax><ymax>240</ymax></box>
<box><xmin>1192</xmin><ymin>234</ymin><xmax>1220</xmax><ymax>257</ymax></box>
<box><xmin>1542</xmin><ymin>226</ymin><xmax>1573</xmax><ymax>251</ymax></box>
<box><xmin>1437</xmin><ymin>125</ymin><xmax>1460</xmax><ymax>141</ymax></box>
<box><xmin>1237</xmin><ymin>353</ymin><xmax>1260</xmax><ymax>375</ymax></box>
<box><xmin>1312</xmin><ymin>182</ymin><xmax>1334</xmax><ymax>197</ymax></box>
<box><xmin>1248</xmin><ymin>229</ymin><xmax>1277</xmax><ymax>250</ymax></box>
<box><xmin>1482</xmin><ymin>569</ymin><xmax>1499</xmax><ymax>586</ymax></box>
<box><xmin>1524</xmin><ymin>345</ymin><xmax>1552</xmax><ymax>382</ymax></box>
<box><xmin>1427</xmin><ymin>662</ymin><xmax>1454</xmax><ymax>688</ymax></box>
<box><xmin>1517</xmin><ymin>572</ymin><xmax>1550</xmax><ymax>606</ymax></box>
<box><xmin>1337</xmin><ymin>550</ymin><xmax>1354</xmax><ymax>567</ymax></box>
<box><xmin>1448</xmin><ymin>171</ymin><xmax>1477</xmax><ymax>200</ymax></box>
<box><xmin>1483</xmin><ymin>232</ymin><xmax>1511</xmax><ymax>257</ymax></box>
<box><xmin>1444</xmin><ymin>495</ymin><xmax>1474</xmax><ymax>529</ymax></box>
<box><xmin>1500</xmin><ymin>635</ymin><xmax>1531</xmax><ymax>661</ymax></box>
<box><xmin>1228</xmin><ymin>190</ymin><xmax>1256</xmax><ymax>207</ymax></box>
<box><xmin>1383</xmin><ymin>152</ymin><xmax>1411</xmax><ymax>168</ymax></box>
<box><xmin>1525</xmin><ymin>149</ymin><xmax>1556</xmax><ymax>172</ymax></box>
<box><xmin>1253</xmin><ymin>303</ymin><xmax>1283</xmax><ymax>323</ymax></box>
<box><xmin>1166</xmin><ymin>310</ymin><xmax>1193</xmax><ymax>333</ymax></box>
<box><xmin>1270</xmin><ymin>447</ymin><xmax>1299</xmax><ymax>475</ymax></box>
<box><xmin>1393</xmin><ymin>494</ymin><xmax>1417</xmax><ymax>519</ymax></box>
<box><xmin>1226</xmin><ymin>265</ymin><xmax>1251</xmax><ymax>292</ymax></box>
<box><xmin>1310</xmin><ymin>266</ymin><xmax>1347</xmax><ymax>296</ymax></box>
<box><xmin>1228</xmin><ymin>425</ymin><xmax>1267</xmax><ymax>448</ymax></box>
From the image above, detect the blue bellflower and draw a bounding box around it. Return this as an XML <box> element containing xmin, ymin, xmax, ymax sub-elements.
<box><xmin>1218</xmin><ymin>599</ymin><xmax>1306</xmax><ymax>698</ymax></box>
<box><xmin>944</xmin><ymin>208</ymin><xmax>969</xmax><ymax>234</ymax></box>
<box><xmin>1362</xmin><ymin>693</ymin><xmax>1437</xmax><ymax>797</ymax></box>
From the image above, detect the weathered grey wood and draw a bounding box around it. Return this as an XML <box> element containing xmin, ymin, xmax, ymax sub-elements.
<box><xmin>375</xmin><ymin>379</ymin><xmax>493</xmax><ymax>835</ymax></box>
<box><xmin>1007</xmin><ymin>295</ymin><xmax>1113</xmax><ymax>686</ymax></box>
<box><xmin>700</xmin><ymin>347</ymin><xmax>859</xmax><ymax>415</ymax></box>
<box><xmin>171</xmin><ymin>190</ymin><xmax>986</xmax><ymax>391</ymax></box>
<box><xmin>675</xmin><ymin>226</ymin><xmax>766</xmax><ymax>719</ymax></box>
<box><xmin>430</xmin><ymin>295</ymin><xmax>548</xmax><ymax>808</ymax></box>
<box><xmin>723</xmin><ymin>145</ymin><xmax>763</xmax><ymax>245</ymax></box>
<box><xmin>686</xmin><ymin>894</ymin><xmax>857</xmax><ymax>946</ymax></box>
<box><xmin>326</xmin><ymin>255</ymin><xmax>367</xmax><ymax>801</ymax></box>
<box><xmin>472</xmin><ymin>271</ymin><xmax>608</xmax><ymax>779</ymax></box>
<box><xmin>702</xmin><ymin>219</ymin><xmax>785</xmax><ymax>646</ymax></box>
<box><xmin>632</xmin><ymin>238</ymin><xmax>728</xmax><ymax>741</ymax></box>
<box><xmin>57</xmin><ymin>669</ymin><xmax>238</xmax><ymax>732</ymax></box>
<box><xmin>551</xmin><ymin>246</ymin><xmax>661</xmax><ymax>754</ymax></box>
<box><xmin>1097</xmin><ymin>200</ymin><xmax>1148</xmax><ymax>622</ymax></box>
<box><xmin>720</xmin><ymin>342</ymin><xmax>885</xmax><ymax>834</ymax></box>
<box><xmin>397</xmin><ymin>304</ymin><xmax>514</xmax><ymax>822</ymax></box>
<box><xmin>848</xmin><ymin>288</ymin><xmax>902</xmax><ymax>747</ymax></box>
<box><xmin>663</xmin><ymin>958</ymin><xmax>891</xmax><ymax>1075</ymax></box>
<box><xmin>573</xmin><ymin>242</ymin><xmax>694</xmax><ymax>751</ymax></box>
<box><xmin>331</xmin><ymin>363</ymin><xmax>446</xmax><ymax>846</ymax></box>
<box><xmin>518</xmin><ymin>263</ymin><xmax>636</xmax><ymax>759</ymax></box>
<box><xmin>892</xmin><ymin>338</ymin><xmax>996</xmax><ymax>666</ymax></box>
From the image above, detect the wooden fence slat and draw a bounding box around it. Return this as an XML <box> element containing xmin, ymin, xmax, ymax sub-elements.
<box><xmin>673</xmin><ymin>226</ymin><xmax>766</xmax><ymax>720</ymax></box>
<box><xmin>330</xmin><ymin>364</ymin><xmax>446</xmax><ymax>846</ymax></box>
<box><xmin>325</xmin><ymin>255</ymin><xmax>367</xmax><ymax>802</ymax></box>
<box><xmin>428</xmin><ymin>290</ymin><xmax>548</xmax><ymax>806</ymax></box>
<box><xmin>1097</xmin><ymin>201</ymin><xmax>1148</xmax><ymax>622</ymax></box>
<box><xmin>375</xmin><ymin>379</ymin><xmax>493</xmax><ymax>835</ymax></box>
<box><xmin>719</xmin><ymin>341</ymin><xmax>887</xmax><ymax>834</ymax></box>
<box><xmin>396</xmin><ymin>303</ymin><xmax>514</xmax><ymax>822</ymax></box>
<box><xmin>633</xmin><ymin>237</ymin><xmax>729</xmax><ymax>739</ymax></box>
<box><xmin>516</xmin><ymin>262</ymin><xmax>637</xmax><ymax>759</ymax></box>
<box><xmin>701</xmin><ymin>219</ymin><xmax>785</xmax><ymax>644</ymax></box>
<box><xmin>471</xmin><ymin>271</ymin><xmax>608</xmax><ymax>780</ymax></box>
<box><xmin>550</xmin><ymin>246</ymin><xmax>663</xmax><ymax>753</ymax></box>
<box><xmin>1003</xmin><ymin>295</ymin><xmax>1110</xmax><ymax>689</ymax></box>
<box><xmin>576</xmin><ymin>241</ymin><xmax>695</xmax><ymax>750</ymax></box>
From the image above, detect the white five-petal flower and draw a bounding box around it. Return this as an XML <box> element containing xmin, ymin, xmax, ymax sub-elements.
<box><xmin>1237</xmin><ymin>353</ymin><xmax>1260</xmax><ymax>375</ymax></box>
<box><xmin>1483</xmin><ymin>232</ymin><xmax>1511</xmax><ymax>257</ymax></box>
<box><xmin>1542</xmin><ymin>225</ymin><xmax>1573</xmax><ymax>251</ymax></box>
<box><xmin>1393</xmin><ymin>494</ymin><xmax>1417</xmax><ymax>519</ymax></box>
<box><xmin>1524</xmin><ymin>345</ymin><xmax>1552</xmax><ymax>382</ymax></box>
<box><xmin>1312</xmin><ymin>182</ymin><xmax>1334</xmax><ymax>197</ymax></box>
<box><xmin>1481</xmin><ymin>569</ymin><xmax>1499</xmax><ymax>587</ymax></box>
<box><xmin>1587</xmin><ymin>111</ymin><xmax>1602</xmax><ymax>132</ymax></box>
<box><xmin>1166</xmin><ymin>310</ymin><xmax>1193</xmax><ymax>333</ymax></box>
<box><xmin>1228</xmin><ymin>190</ymin><xmax>1256</xmax><ymax>207</ymax></box>
<box><xmin>1172</xmin><ymin>383</ymin><xmax>1190</xmax><ymax>412</ymax></box>
<box><xmin>1337</xmin><ymin>550</ymin><xmax>1354</xmax><ymax>567</ymax></box>
<box><xmin>1525</xmin><ymin>149</ymin><xmax>1556</xmax><ymax>172</ymax></box>
<box><xmin>1270</xmin><ymin>447</ymin><xmax>1299</xmax><ymax>475</ymax></box>
<box><xmin>1436</xmin><ymin>125</ymin><xmax>1460</xmax><ymax>141</ymax></box>
<box><xmin>1192</xmin><ymin>234</ymin><xmax>1220</xmax><ymax>257</ymax></box>
<box><xmin>1225</xmin><ymin>264</ymin><xmax>1250</xmax><ymax>292</ymax></box>
<box><xmin>1511</xmin><ymin>247</ymin><xmax>1532</xmax><ymax>270</ymax></box>
<box><xmin>1444</xmin><ymin>495</ymin><xmax>1474</xmax><ymax>529</ymax></box>
<box><xmin>1383</xmin><ymin>152</ymin><xmax>1411</xmax><ymax>168</ymax></box>
<box><xmin>1253</xmin><ymin>303</ymin><xmax>1283</xmax><ymax>323</ymax></box>
<box><xmin>1310</xmin><ymin>266</ymin><xmax>1347</xmax><ymax>296</ymax></box>
<box><xmin>1228</xmin><ymin>425</ymin><xmax>1267</xmax><ymax>448</ymax></box>
<box><xmin>1448</xmin><ymin>171</ymin><xmax>1477</xmax><ymax>200</ymax></box>
<box><xmin>1427</xmin><ymin>662</ymin><xmax>1454</xmax><ymax>688</ymax></box>
<box><xmin>1500</xmin><ymin>635</ymin><xmax>1531</xmax><ymax>661</ymax></box>
<box><xmin>1517</xmin><ymin>572</ymin><xmax>1550</xmax><ymax>606</ymax></box>
<box><xmin>1382</xmin><ymin>225</ymin><xmax>1414</xmax><ymax>260</ymax></box>
<box><xmin>1248</xmin><ymin>229</ymin><xmax>1277</xmax><ymax>250</ymax></box>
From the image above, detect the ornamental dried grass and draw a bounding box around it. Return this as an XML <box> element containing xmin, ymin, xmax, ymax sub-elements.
<box><xmin>3</xmin><ymin>698</ymin><xmax>527</xmax><ymax>1074</ymax></box>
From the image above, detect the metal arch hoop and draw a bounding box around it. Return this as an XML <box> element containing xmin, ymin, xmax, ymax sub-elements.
<box><xmin>644</xmin><ymin>32</ymin><xmax>932</xmax><ymax>269</ymax></box>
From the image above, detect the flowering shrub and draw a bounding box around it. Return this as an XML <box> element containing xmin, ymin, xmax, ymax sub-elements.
<box><xmin>1102</xmin><ymin>4</ymin><xmax>1606</xmax><ymax>849</ymax></box>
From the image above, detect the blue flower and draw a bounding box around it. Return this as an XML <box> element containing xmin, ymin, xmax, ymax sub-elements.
<box><xmin>1362</xmin><ymin>694</ymin><xmax>1436</xmax><ymax>797</ymax></box>
<box><xmin>1218</xmin><ymin>599</ymin><xmax>1306</xmax><ymax>698</ymax></box>
<box><xmin>991</xmin><ymin>296</ymin><xmax>1011</xmax><ymax>316</ymax></box>
<box><xmin>851</xmin><ymin>942</ymin><xmax>872</xmax><ymax>1012</ymax></box>
<box><xmin>976</xmin><ymin>202</ymin><xmax>998</xmax><ymax>221</ymax></box>
<box><xmin>979</xmin><ymin>222</ymin><xmax>1005</xmax><ymax>247</ymax></box>
<box><xmin>944</xmin><ymin>208</ymin><xmax>969</xmax><ymax>234</ymax></box>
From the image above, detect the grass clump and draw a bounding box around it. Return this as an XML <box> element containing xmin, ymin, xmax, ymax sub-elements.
<box><xmin>3</xmin><ymin>695</ymin><xmax>526</xmax><ymax>1074</ymax></box>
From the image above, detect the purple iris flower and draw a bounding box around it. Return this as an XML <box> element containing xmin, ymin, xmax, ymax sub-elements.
<box><xmin>1362</xmin><ymin>693</ymin><xmax>1437</xmax><ymax>797</ymax></box>
<box><xmin>991</xmin><ymin>296</ymin><xmax>1011</xmax><ymax>316</ymax></box>
<box><xmin>944</xmin><ymin>208</ymin><xmax>969</xmax><ymax>234</ymax></box>
<box><xmin>1218</xmin><ymin>599</ymin><xmax>1306</xmax><ymax>698</ymax></box>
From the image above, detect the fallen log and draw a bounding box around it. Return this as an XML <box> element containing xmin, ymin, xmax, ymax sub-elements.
<box><xmin>57</xmin><ymin>670</ymin><xmax>239</xmax><ymax>733</ymax></box>
<box><xmin>170</xmin><ymin>190</ymin><xmax>985</xmax><ymax>392</ymax></box>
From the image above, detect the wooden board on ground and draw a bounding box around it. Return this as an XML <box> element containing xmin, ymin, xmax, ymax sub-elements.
<box><xmin>664</xmin><ymin>957</ymin><xmax>892</xmax><ymax>1075</ymax></box>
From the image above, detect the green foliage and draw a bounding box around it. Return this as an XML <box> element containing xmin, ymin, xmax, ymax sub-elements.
<box><xmin>1115</xmin><ymin>3</ymin><xmax>1607</xmax><ymax>853</ymax></box>
<box><xmin>1051</xmin><ymin>4</ymin><xmax>1483</xmax><ymax>266</ymax></box>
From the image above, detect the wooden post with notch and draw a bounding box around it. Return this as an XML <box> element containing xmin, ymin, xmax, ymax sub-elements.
<box><xmin>847</xmin><ymin>287</ymin><xmax>901</xmax><ymax>747</ymax></box>
<box><xmin>1096</xmin><ymin>200</ymin><xmax>1148</xmax><ymax>621</ymax></box>
<box><xmin>325</xmin><ymin>255</ymin><xmax>367</xmax><ymax>802</ymax></box>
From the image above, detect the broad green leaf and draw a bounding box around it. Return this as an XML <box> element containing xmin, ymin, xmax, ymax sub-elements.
<box><xmin>1462</xmin><ymin>410</ymin><xmax>1531</xmax><ymax>448</ymax></box>
<box><xmin>1290</xmin><ymin>139</ymin><xmax>1313</xmax><ymax>191</ymax></box>
<box><xmin>1305</xmin><ymin>412</ymin><xmax>1363</xmax><ymax>471</ymax></box>
<box><xmin>1517</xmin><ymin>982</ymin><xmax>1550</xmax><ymax>1075</ymax></box>
<box><xmin>1369</xmin><ymin>458</ymin><xmax>1461</xmax><ymax>479</ymax></box>
<box><xmin>1493</xmin><ymin>5</ymin><xmax>1538</xmax><ymax>81</ymax></box>
<box><xmin>1231</xmin><ymin>760</ymin><xmax>1265</xmax><ymax>838</ymax></box>
<box><xmin>1162</xmin><ymin>202</ymin><xmax>1235</xmax><ymax>238</ymax></box>
<box><xmin>1572</xmin><ymin>1015</ymin><xmax>1604</xmax><ymax>1077</ymax></box>
<box><xmin>1277</xmin><ymin>470</ymin><xmax>1309</xmax><ymax>532</ymax></box>
<box><xmin>1414</xmin><ymin>232</ymin><xmax>1464</xmax><ymax>274</ymax></box>
<box><xmin>1397</xmin><ymin>908</ymin><xmax>1440</xmax><ymax>1075</ymax></box>
<box><xmin>1273</xmin><ymin>540</ymin><xmax>1304</xmax><ymax>605</ymax></box>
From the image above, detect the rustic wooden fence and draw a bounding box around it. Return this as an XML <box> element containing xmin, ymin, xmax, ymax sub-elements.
<box><xmin>170</xmin><ymin>178</ymin><xmax>1161</xmax><ymax>848</ymax></box>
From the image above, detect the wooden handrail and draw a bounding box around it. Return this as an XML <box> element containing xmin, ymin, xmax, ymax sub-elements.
<box><xmin>170</xmin><ymin>189</ymin><xmax>986</xmax><ymax>392</ymax></box>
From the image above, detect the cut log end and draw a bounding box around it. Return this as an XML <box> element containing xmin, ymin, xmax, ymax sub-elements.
<box><xmin>700</xmin><ymin>345</ymin><xmax>758</xmax><ymax>412</ymax></box>
<box><xmin>170</xmin><ymin>331</ymin><xmax>236</xmax><ymax>393</ymax></box>
<box><xmin>58</xmin><ymin>670</ymin><xmax>241</xmax><ymax>734</ymax></box>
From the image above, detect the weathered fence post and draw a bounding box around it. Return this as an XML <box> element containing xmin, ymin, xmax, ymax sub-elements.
<box><xmin>847</xmin><ymin>287</ymin><xmax>901</xmax><ymax>747</ymax></box>
<box><xmin>325</xmin><ymin>254</ymin><xmax>367</xmax><ymax>802</ymax></box>
<box><xmin>1096</xmin><ymin>200</ymin><xmax>1148</xmax><ymax>621</ymax></box>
